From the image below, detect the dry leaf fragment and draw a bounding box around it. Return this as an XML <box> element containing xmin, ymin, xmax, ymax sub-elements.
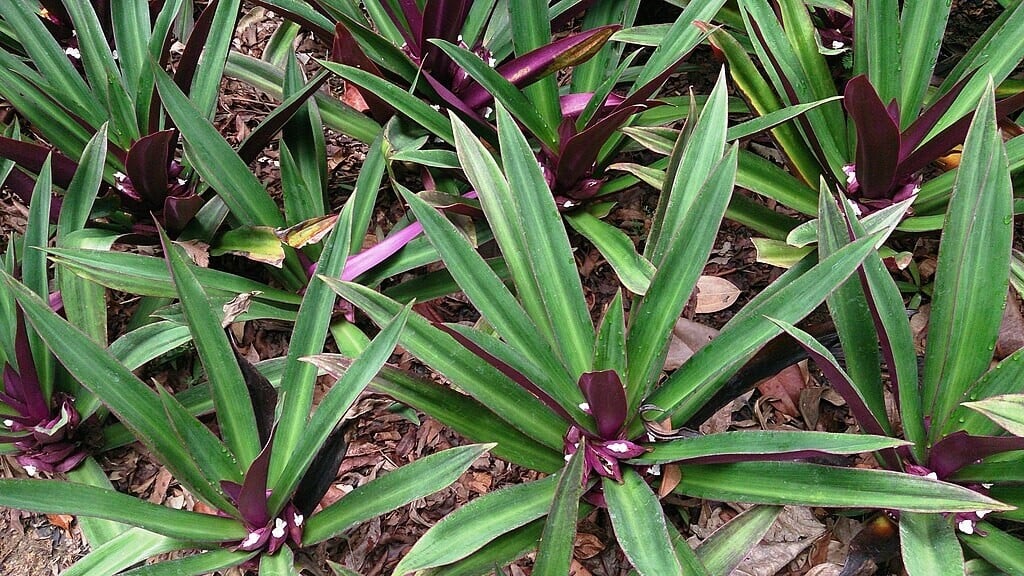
<box><xmin>756</xmin><ymin>362</ymin><xmax>808</xmax><ymax>418</ymax></box>
<box><xmin>695</xmin><ymin>275</ymin><xmax>741</xmax><ymax>313</ymax></box>
<box><xmin>664</xmin><ymin>318</ymin><xmax>719</xmax><ymax>370</ymax></box>
<box><xmin>573</xmin><ymin>532</ymin><xmax>605</xmax><ymax>559</ymax></box>
<box><xmin>46</xmin><ymin>514</ymin><xmax>74</xmax><ymax>534</ymax></box>
<box><xmin>996</xmin><ymin>289</ymin><xmax>1024</xmax><ymax>359</ymax></box>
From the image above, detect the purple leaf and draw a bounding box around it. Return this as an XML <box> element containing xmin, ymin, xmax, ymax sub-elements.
<box><xmin>929</xmin><ymin>431</ymin><xmax>1024</xmax><ymax>479</ymax></box>
<box><xmin>173</xmin><ymin>0</ymin><xmax>221</xmax><ymax>96</ymax></box>
<box><xmin>293</xmin><ymin>422</ymin><xmax>350</xmax><ymax>517</ymax></box>
<box><xmin>559</xmin><ymin>92</ymin><xmax>625</xmax><ymax>119</ymax></box>
<box><xmin>330</xmin><ymin>23</ymin><xmax>395</xmax><ymax>123</ymax></box>
<box><xmin>578</xmin><ymin>370</ymin><xmax>627</xmax><ymax>439</ymax></box>
<box><xmin>162</xmin><ymin>194</ymin><xmax>204</xmax><ymax>232</ymax></box>
<box><xmin>845</xmin><ymin>76</ymin><xmax>901</xmax><ymax>200</ymax></box>
<box><xmin>0</xmin><ymin>137</ymin><xmax>80</xmax><ymax>189</ymax></box>
<box><xmin>460</xmin><ymin>25</ymin><xmax>620</xmax><ymax>110</ymax></box>
<box><xmin>237</xmin><ymin>441</ymin><xmax>273</xmax><ymax>529</ymax></box>
<box><xmin>10</xmin><ymin>311</ymin><xmax>50</xmax><ymax>421</ymax></box>
<box><xmin>378</xmin><ymin>0</ymin><xmax>420</xmax><ymax>57</ymax></box>
<box><xmin>236</xmin><ymin>71</ymin><xmax>332</xmax><ymax>164</ymax></box>
<box><xmin>420</xmin><ymin>0</ymin><xmax>472</xmax><ymax>72</ymax></box>
<box><xmin>897</xmin><ymin>88</ymin><xmax>1024</xmax><ymax>183</ymax></box>
<box><xmin>125</xmin><ymin>130</ymin><xmax>176</xmax><ymax>209</ymax></box>
<box><xmin>234</xmin><ymin>349</ymin><xmax>278</xmax><ymax>447</ymax></box>
<box><xmin>899</xmin><ymin>71</ymin><xmax>977</xmax><ymax>158</ymax></box>
<box><xmin>555</xmin><ymin>103</ymin><xmax>653</xmax><ymax>191</ymax></box>
<box><xmin>433</xmin><ymin>323</ymin><xmax>573</xmax><ymax>422</ymax></box>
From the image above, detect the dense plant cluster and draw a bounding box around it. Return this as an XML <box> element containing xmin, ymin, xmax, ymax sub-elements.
<box><xmin>1</xmin><ymin>1</ymin><xmax>1024</xmax><ymax>574</ymax></box>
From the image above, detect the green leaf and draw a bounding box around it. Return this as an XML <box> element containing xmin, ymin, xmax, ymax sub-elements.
<box><xmin>898</xmin><ymin>2</ymin><xmax>951</xmax><ymax>127</ymax></box>
<box><xmin>152</xmin><ymin>63</ymin><xmax>284</xmax><ymax>227</ymax></box>
<box><xmin>392</xmin><ymin>475</ymin><xmax>560</xmax><ymax>574</ymax></box>
<box><xmin>162</xmin><ymin>227</ymin><xmax>260</xmax><ymax>467</ymax></box>
<box><xmin>2</xmin><ymin>274</ymin><xmax>237</xmax><ymax>513</ymax></box>
<box><xmin>260</xmin><ymin>545</ymin><xmax>299</xmax><ymax>576</ymax></box>
<box><xmin>963</xmin><ymin>394</ymin><xmax>1024</xmax><ymax>436</ymax></box>
<box><xmin>960</xmin><ymin>522</ymin><xmax>1024</xmax><ymax>576</ymax></box>
<box><xmin>647</xmin><ymin>233</ymin><xmax>881</xmax><ymax>428</ymax></box>
<box><xmin>317</xmin><ymin>60</ymin><xmax>454</xmax><ymax>144</ymax></box>
<box><xmin>922</xmin><ymin>84</ymin><xmax>1013</xmax><ymax>439</ymax></box>
<box><xmin>695</xmin><ymin>505</ymin><xmax>782</xmax><ymax>575</ymax></box>
<box><xmin>117</xmin><ymin>549</ymin><xmax>256</xmax><ymax>576</ymax></box>
<box><xmin>532</xmin><ymin>446</ymin><xmax>586</xmax><ymax>576</ymax></box>
<box><xmin>189</xmin><ymin>0</ymin><xmax>242</xmax><ymax>119</ymax></box>
<box><xmin>270</xmin><ymin>301</ymin><xmax>407</xmax><ymax>512</ymax></box>
<box><xmin>432</xmin><ymin>39</ymin><xmax>557</xmax><ymax>149</ymax></box>
<box><xmin>593</xmin><ymin>291</ymin><xmax>627</xmax><ymax>377</ymax></box>
<box><xmin>565</xmin><ymin>210</ymin><xmax>654</xmax><ymax>295</ymax></box>
<box><xmin>632</xmin><ymin>0</ymin><xmax>725</xmax><ymax>86</ymax></box>
<box><xmin>0</xmin><ymin>480</ymin><xmax>245</xmax><ymax>542</ymax></box>
<box><xmin>604</xmin><ymin>468</ymin><xmax>685</xmax><ymax>576</ymax></box>
<box><xmin>57</xmin><ymin>126</ymin><xmax>109</xmax><ymax>350</ymax></box>
<box><xmin>631</xmin><ymin>431</ymin><xmax>908</xmax><ymax>465</ymax></box>
<box><xmin>817</xmin><ymin>189</ymin><xmax>889</xmax><ymax>434</ymax></box>
<box><xmin>494</xmin><ymin>104</ymin><xmax>594</xmax><ymax>376</ymax></box>
<box><xmin>675</xmin><ymin>462</ymin><xmax>1013</xmax><ymax>512</ymax></box>
<box><xmin>395</xmin><ymin>183</ymin><xmax>577</xmax><ymax>400</ymax></box>
<box><xmin>852</xmin><ymin>0</ymin><xmax>899</xmax><ymax>104</ymax></box>
<box><xmin>321</xmin><ymin>280</ymin><xmax>567</xmax><ymax>452</ymax></box>
<box><xmin>626</xmin><ymin>146</ymin><xmax>737</xmax><ymax>408</ymax></box>
<box><xmin>46</xmin><ymin>248</ymin><xmax>301</xmax><ymax>304</ymax></box>
<box><xmin>899</xmin><ymin>512</ymin><xmax>965</xmax><ymax>576</ymax></box>
<box><xmin>62</xmin><ymin>528</ymin><xmax>190</xmax><ymax>576</ymax></box>
<box><xmin>156</xmin><ymin>385</ymin><xmax>242</xmax><ymax>486</ymax></box>
<box><xmin>269</xmin><ymin>194</ymin><xmax>354</xmax><ymax>491</ymax></box>
<box><xmin>304</xmin><ymin>444</ymin><xmax>493</xmax><ymax>544</ymax></box>
<box><xmin>508</xmin><ymin>0</ymin><xmax>559</xmax><ymax>133</ymax></box>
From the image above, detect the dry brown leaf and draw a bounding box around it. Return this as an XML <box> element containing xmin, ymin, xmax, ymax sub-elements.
<box><xmin>695</xmin><ymin>275</ymin><xmax>741</xmax><ymax>313</ymax></box>
<box><xmin>756</xmin><ymin>362</ymin><xmax>807</xmax><ymax>418</ymax></box>
<box><xmin>996</xmin><ymin>290</ymin><xmax>1024</xmax><ymax>359</ymax></box>
<box><xmin>910</xmin><ymin>304</ymin><xmax>930</xmax><ymax>354</ymax></box>
<box><xmin>569</xmin><ymin>559</ymin><xmax>593</xmax><ymax>576</ymax></box>
<box><xmin>574</xmin><ymin>533</ymin><xmax>605</xmax><ymax>559</ymax></box>
<box><xmin>222</xmin><ymin>291</ymin><xmax>261</xmax><ymax>327</ymax></box>
<box><xmin>664</xmin><ymin>318</ymin><xmax>719</xmax><ymax>370</ymax></box>
<box><xmin>46</xmin><ymin>514</ymin><xmax>74</xmax><ymax>534</ymax></box>
<box><xmin>657</xmin><ymin>464</ymin><xmax>682</xmax><ymax>498</ymax></box>
<box><xmin>175</xmin><ymin>239</ymin><xmax>210</xmax><ymax>267</ymax></box>
<box><xmin>342</xmin><ymin>82</ymin><xmax>369</xmax><ymax>112</ymax></box>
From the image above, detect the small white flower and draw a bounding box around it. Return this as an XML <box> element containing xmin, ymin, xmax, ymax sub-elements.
<box><xmin>563</xmin><ymin>200</ymin><xmax>576</xmax><ymax>209</ymax></box>
<box><xmin>564</xmin><ymin>454</ymin><xmax>573</xmax><ymax>462</ymax></box>
<box><xmin>982</xmin><ymin>483</ymin><xmax>994</xmax><ymax>489</ymax></box>
<box><xmin>457</xmin><ymin>34</ymin><xmax>464</xmax><ymax>43</ymax></box>
<box><xmin>977</xmin><ymin>510</ymin><xmax>991</xmax><ymax>519</ymax></box>
<box><xmin>578</xmin><ymin>403</ymin><xmax>590</xmax><ymax>412</ymax></box>
<box><xmin>3</xmin><ymin>419</ymin><xmax>13</xmax><ymax>427</ymax></box>
<box><xmin>24</xmin><ymin>465</ymin><xmax>38</xmax><ymax>477</ymax></box>
<box><xmin>958</xmin><ymin>519</ymin><xmax>975</xmax><ymax>534</ymax></box>
<box><xmin>926</xmin><ymin>472</ymin><xmax>938</xmax><ymax>480</ymax></box>
<box><xmin>241</xmin><ymin>531</ymin><xmax>262</xmax><ymax>548</ymax></box>
<box><xmin>606</xmin><ymin>442</ymin><xmax>631</xmax><ymax>454</ymax></box>
<box><xmin>843</xmin><ymin>165</ymin><xmax>857</xmax><ymax>185</ymax></box>
<box><xmin>111</xmin><ymin>50</ymin><xmax>119</xmax><ymax>60</ymax></box>
<box><xmin>65</xmin><ymin>46</ymin><xmax>81</xmax><ymax>59</ymax></box>
<box><xmin>844</xmin><ymin>198</ymin><xmax>863</xmax><ymax>216</ymax></box>
<box><xmin>293</xmin><ymin>512</ymin><xmax>304</xmax><ymax>526</ymax></box>
<box><xmin>831</xmin><ymin>40</ymin><xmax>845</xmax><ymax>50</ymax></box>
<box><xmin>271</xmin><ymin>518</ymin><xmax>287</xmax><ymax>539</ymax></box>
<box><xmin>177</xmin><ymin>178</ymin><xmax>188</xmax><ymax>186</ymax></box>
<box><xmin>487</xmin><ymin>56</ymin><xmax>497</xmax><ymax>67</ymax></box>
<box><xmin>648</xmin><ymin>464</ymin><xmax>661</xmax><ymax>476</ymax></box>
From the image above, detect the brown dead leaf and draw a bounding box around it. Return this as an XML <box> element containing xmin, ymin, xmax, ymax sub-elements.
<box><xmin>657</xmin><ymin>464</ymin><xmax>681</xmax><ymax>498</ymax></box>
<box><xmin>46</xmin><ymin>514</ymin><xmax>74</xmax><ymax>534</ymax></box>
<box><xmin>175</xmin><ymin>239</ymin><xmax>210</xmax><ymax>267</ymax></box>
<box><xmin>695</xmin><ymin>275</ymin><xmax>741</xmax><ymax>313</ymax></box>
<box><xmin>910</xmin><ymin>305</ymin><xmax>930</xmax><ymax>354</ymax></box>
<box><xmin>996</xmin><ymin>290</ymin><xmax>1024</xmax><ymax>359</ymax></box>
<box><xmin>574</xmin><ymin>532</ymin><xmax>605</xmax><ymax>559</ymax></box>
<box><xmin>569</xmin><ymin>559</ymin><xmax>593</xmax><ymax>576</ymax></box>
<box><xmin>342</xmin><ymin>82</ymin><xmax>369</xmax><ymax>112</ymax></box>
<box><xmin>756</xmin><ymin>362</ymin><xmax>807</xmax><ymax>418</ymax></box>
<box><xmin>222</xmin><ymin>291</ymin><xmax>261</xmax><ymax>327</ymax></box>
<box><xmin>664</xmin><ymin>318</ymin><xmax>719</xmax><ymax>370</ymax></box>
<box><xmin>465</xmin><ymin>472</ymin><xmax>492</xmax><ymax>495</ymax></box>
